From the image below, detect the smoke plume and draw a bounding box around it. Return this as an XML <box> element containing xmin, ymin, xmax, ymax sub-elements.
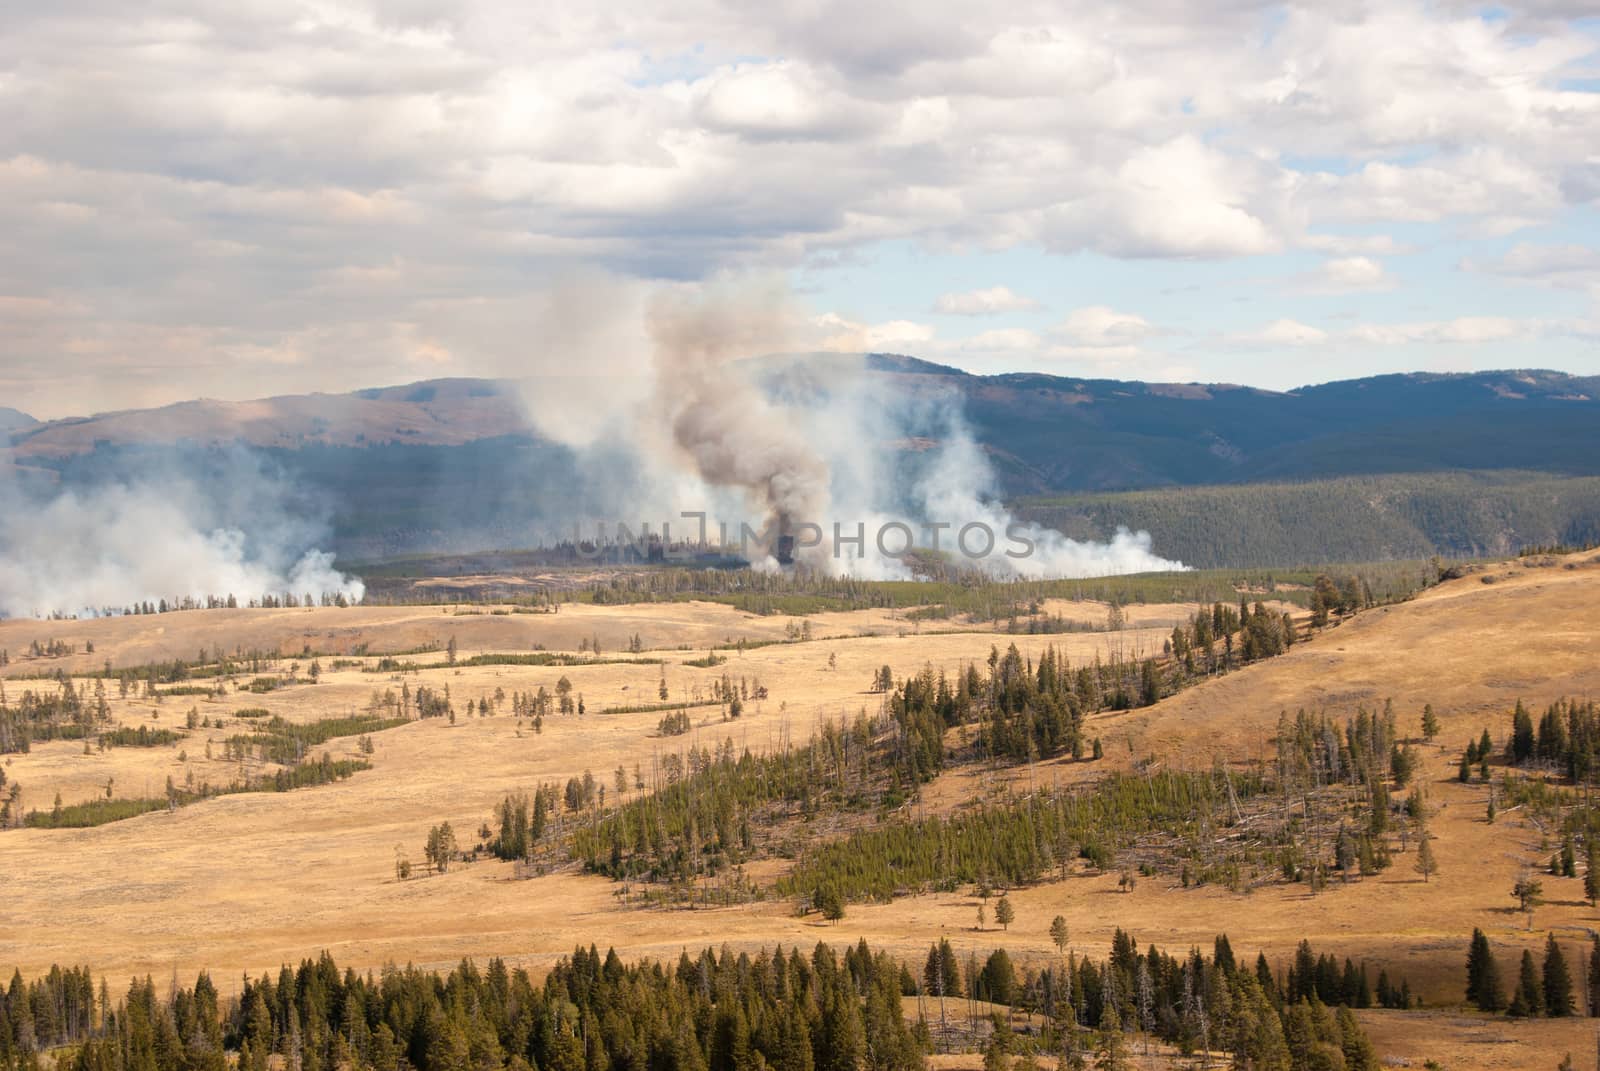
<box><xmin>518</xmin><ymin>280</ymin><xmax>1187</xmax><ymax>578</ymax></box>
<box><xmin>647</xmin><ymin>285</ymin><xmax>828</xmax><ymax>539</ymax></box>
<box><xmin>0</xmin><ymin>451</ymin><xmax>364</xmax><ymax>618</ymax></box>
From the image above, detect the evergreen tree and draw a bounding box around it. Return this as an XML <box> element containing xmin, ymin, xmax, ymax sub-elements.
<box><xmin>1544</xmin><ymin>935</ymin><xmax>1575</xmax><ymax>1017</ymax></box>
<box><xmin>1514</xmin><ymin>876</ymin><xmax>1543</xmax><ymax>919</ymax></box>
<box><xmin>1509</xmin><ymin>950</ymin><xmax>1543</xmax><ymax>1017</ymax></box>
<box><xmin>1336</xmin><ymin>1006</ymin><xmax>1377</xmax><ymax>1071</ymax></box>
<box><xmin>1587</xmin><ymin>936</ymin><xmax>1600</xmax><ymax>1018</ymax></box>
<box><xmin>1510</xmin><ymin>701</ymin><xmax>1535</xmax><ymax>765</ymax></box>
<box><xmin>976</xmin><ymin>950</ymin><xmax>1017</xmax><ymax>1006</ymax></box>
<box><xmin>981</xmin><ymin>1014</ymin><xmax>1011</xmax><ymax>1071</ymax></box>
<box><xmin>1466</xmin><ymin>930</ymin><xmax>1505</xmax><ymax>1012</ymax></box>
<box><xmin>1414</xmin><ymin>832</ymin><xmax>1437</xmax><ymax>883</ymax></box>
<box><xmin>1585</xmin><ymin>840</ymin><xmax>1600</xmax><ymax>907</ymax></box>
<box><xmin>1050</xmin><ymin>916</ymin><xmax>1070</xmax><ymax>956</ymax></box>
<box><xmin>1094</xmin><ymin>998</ymin><xmax>1126</xmax><ymax>1071</ymax></box>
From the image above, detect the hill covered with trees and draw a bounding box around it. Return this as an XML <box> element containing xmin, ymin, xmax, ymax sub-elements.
<box><xmin>1013</xmin><ymin>471</ymin><xmax>1600</xmax><ymax>568</ymax></box>
<box><xmin>6</xmin><ymin>362</ymin><xmax>1599</xmax><ymax>563</ymax></box>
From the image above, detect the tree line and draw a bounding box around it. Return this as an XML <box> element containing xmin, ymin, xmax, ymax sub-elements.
<box><xmin>0</xmin><ymin>930</ymin><xmax>1387</xmax><ymax>1071</ymax></box>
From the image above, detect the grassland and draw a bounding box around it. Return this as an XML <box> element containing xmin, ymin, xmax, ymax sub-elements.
<box><xmin>5</xmin><ymin>552</ymin><xmax>1600</xmax><ymax>1069</ymax></box>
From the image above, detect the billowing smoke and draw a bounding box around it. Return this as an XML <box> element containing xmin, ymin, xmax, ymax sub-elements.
<box><xmin>0</xmin><ymin>451</ymin><xmax>364</xmax><ymax>619</ymax></box>
<box><xmin>902</xmin><ymin>401</ymin><xmax>1184</xmax><ymax>579</ymax></box>
<box><xmin>518</xmin><ymin>280</ymin><xmax>1187</xmax><ymax>579</ymax></box>
<box><xmin>647</xmin><ymin>285</ymin><xmax>828</xmax><ymax>541</ymax></box>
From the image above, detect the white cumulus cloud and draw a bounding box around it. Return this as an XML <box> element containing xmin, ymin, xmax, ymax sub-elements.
<box><xmin>933</xmin><ymin>286</ymin><xmax>1038</xmax><ymax>315</ymax></box>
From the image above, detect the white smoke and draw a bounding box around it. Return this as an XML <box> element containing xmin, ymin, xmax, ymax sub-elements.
<box><xmin>764</xmin><ymin>355</ymin><xmax>1187</xmax><ymax>579</ymax></box>
<box><xmin>0</xmin><ymin>461</ymin><xmax>364</xmax><ymax>619</ymax></box>
<box><xmin>516</xmin><ymin>279</ymin><xmax>1188</xmax><ymax>580</ymax></box>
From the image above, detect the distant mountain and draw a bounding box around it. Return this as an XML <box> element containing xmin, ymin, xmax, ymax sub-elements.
<box><xmin>0</xmin><ymin>407</ymin><xmax>36</xmax><ymax>435</ymax></box>
<box><xmin>5</xmin><ymin>361</ymin><xmax>1599</xmax><ymax>561</ymax></box>
<box><xmin>951</xmin><ymin>366</ymin><xmax>1600</xmax><ymax>492</ymax></box>
<box><xmin>5</xmin><ymin>378</ymin><xmax>526</xmax><ymax>459</ymax></box>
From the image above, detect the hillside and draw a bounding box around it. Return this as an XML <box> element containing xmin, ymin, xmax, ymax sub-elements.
<box><xmin>6</xmin><ymin>551</ymin><xmax>1600</xmax><ymax>1069</ymax></box>
<box><xmin>5</xmin><ymin>363</ymin><xmax>1600</xmax><ymax>560</ymax></box>
<box><xmin>4</xmin><ymin>378</ymin><xmax>526</xmax><ymax>458</ymax></box>
<box><xmin>1015</xmin><ymin>471</ymin><xmax>1600</xmax><ymax>568</ymax></box>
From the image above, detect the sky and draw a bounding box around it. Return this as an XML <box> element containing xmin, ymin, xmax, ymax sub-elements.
<box><xmin>2</xmin><ymin>1</ymin><xmax>1599</xmax><ymax>419</ymax></box>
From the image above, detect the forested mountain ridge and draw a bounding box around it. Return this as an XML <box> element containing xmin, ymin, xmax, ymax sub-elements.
<box><xmin>5</xmin><ymin>362</ymin><xmax>1599</xmax><ymax>562</ymax></box>
<box><xmin>950</xmin><ymin>365</ymin><xmax>1600</xmax><ymax>493</ymax></box>
<box><xmin>10</xmin><ymin>363</ymin><xmax>1597</xmax><ymax>490</ymax></box>
<box><xmin>1014</xmin><ymin>471</ymin><xmax>1600</xmax><ymax>568</ymax></box>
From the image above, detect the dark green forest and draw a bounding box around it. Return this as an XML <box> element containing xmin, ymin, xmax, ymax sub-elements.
<box><xmin>1014</xmin><ymin>471</ymin><xmax>1600</xmax><ymax>569</ymax></box>
<box><xmin>0</xmin><ymin>933</ymin><xmax>1392</xmax><ymax>1071</ymax></box>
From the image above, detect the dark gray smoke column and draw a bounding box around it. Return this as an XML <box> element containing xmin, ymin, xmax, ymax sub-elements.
<box><xmin>647</xmin><ymin>284</ymin><xmax>829</xmax><ymax>562</ymax></box>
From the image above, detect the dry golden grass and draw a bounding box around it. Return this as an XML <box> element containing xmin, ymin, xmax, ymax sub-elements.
<box><xmin>5</xmin><ymin>556</ymin><xmax>1600</xmax><ymax>1069</ymax></box>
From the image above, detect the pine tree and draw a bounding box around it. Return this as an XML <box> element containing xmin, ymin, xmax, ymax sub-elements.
<box><xmin>1510</xmin><ymin>701</ymin><xmax>1535</xmax><ymax>764</ymax></box>
<box><xmin>981</xmin><ymin>1013</ymin><xmax>1011</xmax><ymax>1071</ymax></box>
<box><xmin>1414</xmin><ymin>832</ymin><xmax>1437</xmax><ymax>883</ymax></box>
<box><xmin>1095</xmin><ymin>997</ymin><xmax>1126</xmax><ymax>1071</ymax></box>
<box><xmin>1514</xmin><ymin>876</ymin><xmax>1544</xmax><ymax>923</ymax></box>
<box><xmin>1050</xmin><ymin>916</ymin><xmax>1070</xmax><ymax>955</ymax></box>
<box><xmin>1544</xmin><ymin>935</ymin><xmax>1575</xmax><ymax>1017</ymax></box>
<box><xmin>814</xmin><ymin>884</ymin><xmax>845</xmax><ymax>923</ymax></box>
<box><xmin>1336</xmin><ymin>1006</ymin><xmax>1377</xmax><ymax>1071</ymax></box>
<box><xmin>1585</xmin><ymin>840</ymin><xmax>1600</xmax><ymax>907</ymax></box>
<box><xmin>1509</xmin><ymin>950</ymin><xmax>1543</xmax><ymax>1017</ymax></box>
<box><xmin>994</xmin><ymin>894</ymin><xmax>1015</xmax><ymax>931</ymax></box>
<box><xmin>1421</xmin><ymin>705</ymin><xmax>1439</xmax><ymax>742</ymax></box>
<box><xmin>1466</xmin><ymin>929</ymin><xmax>1505</xmax><ymax>1012</ymax></box>
<box><xmin>1587</xmin><ymin>936</ymin><xmax>1600</xmax><ymax>1017</ymax></box>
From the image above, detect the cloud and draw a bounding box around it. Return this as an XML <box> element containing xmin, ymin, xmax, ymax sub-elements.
<box><xmin>1463</xmin><ymin>241</ymin><xmax>1600</xmax><ymax>295</ymax></box>
<box><xmin>1</xmin><ymin>3</ymin><xmax>1598</xmax><ymax>413</ymax></box>
<box><xmin>1235</xmin><ymin>319</ymin><xmax>1330</xmax><ymax>346</ymax></box>
<box><xmin>1055</xmin><ymin>306</ymin><xmax>1153</xmax><ymax>347</ymax></box>
<box><xmin>1233</xmin><ymin>315</ymin><xmax>1533</xmax><ymax>348</ymax></box>
<box><xmin>1298</xmin><ymin>255</ymin><xmax>1393</xmax><ymax>293</ymax></box>
<box><xmin>1317</xmin><ymin>150</ymin><xmax>1563</xmax><ymax>235</ymax></box>
<box><xmin>693</xmin><ymin>61</ymin><xmax>886</xmax><ymax>141</ymax></box>
<box><xmin>1346</xmin><ymin>316</ymin><xmax>1523</xmax><ymax>345</ymax></box>
<box><xmin>1034</xmin><ymin>137</ymin><xmax>1287</xmax><ymax>258</ymax></box>
<box><xmin>1302</xmin><ymin>233</ymin><xmax>1410</xmax><ymax>257</ymax></box>
<box><xmin>933</xmin><ymin>285</ymin><xmax>1038</xmax><ymax>315</ymax></box>
<box><xmin>813</xmin><ymin>312</ymin><xmax>936</xmax><ymax>351</ymax></box>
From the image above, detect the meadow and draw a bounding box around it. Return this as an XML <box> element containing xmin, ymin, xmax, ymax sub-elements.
<box><xmin>6</xmin><ymin>550</ymin><xmax>1600</xmax><ymax>1069</ymax></box>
